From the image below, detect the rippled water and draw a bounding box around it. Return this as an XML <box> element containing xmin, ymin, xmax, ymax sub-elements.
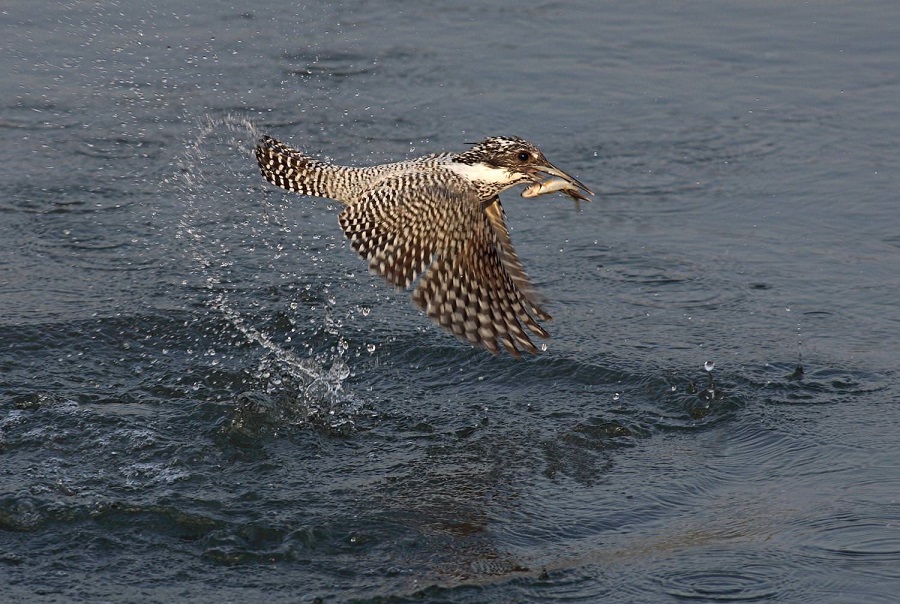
<box><xmin>2</xmin><ymin>1</ymin><xmax>899</xmax><ymax>601</ymax></box>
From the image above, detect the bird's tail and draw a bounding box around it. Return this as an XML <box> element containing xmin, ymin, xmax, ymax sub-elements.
<box><xmin>255</xmin><ymin>135</ymin><xmax>341</xmax><ymax>200</ymax></box>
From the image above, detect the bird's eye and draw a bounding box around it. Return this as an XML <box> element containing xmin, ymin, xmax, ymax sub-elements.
<box><xmin>517</xmin><ymin>151</ymin><xmax>530</xmax><ymax>162</ymax></box>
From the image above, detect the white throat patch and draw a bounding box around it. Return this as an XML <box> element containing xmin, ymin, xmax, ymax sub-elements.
<box><xmin>446</xmin><ymin>161</ymin><xmax>515</xmax><ymax>186</ymax></box>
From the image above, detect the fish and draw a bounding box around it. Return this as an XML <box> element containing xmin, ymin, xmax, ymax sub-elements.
<box><xmin>521</xmin><ymin>177</ymin><xmax>593</xmax><ymax>203</ymax></box>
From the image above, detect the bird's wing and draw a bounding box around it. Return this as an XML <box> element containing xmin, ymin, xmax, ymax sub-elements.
<box><xmin>338</xmin><ymin>177</ymin><xmax>550</xmax><ymax>356</ymax></box>
<box><xmin>482</xmin><ymin>196</ymin><xmax>551</xmax><ymax>321</ymax></box>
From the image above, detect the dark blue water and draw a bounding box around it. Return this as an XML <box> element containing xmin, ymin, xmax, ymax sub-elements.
<box><xmin>2</xmin><ymin>1</ymin><xmax>899</xmax><ymax>601</ymax></box>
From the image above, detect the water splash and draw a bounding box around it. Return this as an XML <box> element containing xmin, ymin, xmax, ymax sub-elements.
<box><xmin>166</xmin><ymin>114</ymin><xmax>363</xmax><ymax>431</ymax></box>
<box><xmin>208</xmin><ymin>291</ymin><xmax>324</xmax><ymax>384</ymax></box>
<box><xmin>697</xmin><ymin>360</ymin><xmax>723</xmax><ymax>405</ymax></box>
<box><xmin>788</xmin><ymin>306</ymin><xmax>805</xmax><ymax>380</ymax></box>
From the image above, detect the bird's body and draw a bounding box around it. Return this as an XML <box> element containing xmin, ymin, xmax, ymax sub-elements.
<box><xmin>255</xmin><ymin>134</ymin><xmax>592</xmax><ymax>356</ymax></box>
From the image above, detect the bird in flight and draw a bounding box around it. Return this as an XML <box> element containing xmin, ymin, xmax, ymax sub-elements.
<box><xmin>255</xmin><ymin>134</ymin><xmax>592</xmax><ymax>357</ymax></box>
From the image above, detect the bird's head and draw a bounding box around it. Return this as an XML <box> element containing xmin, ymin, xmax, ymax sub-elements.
<box><xmin>454</xmin><ymin>135</ymin><xmax>593</xmax><ymax>197</ymax></box>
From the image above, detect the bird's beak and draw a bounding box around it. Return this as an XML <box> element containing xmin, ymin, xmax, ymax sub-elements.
<box><xmin>536</xmin><ymin>161</ymin><xmax>594</xmax><ymax>196</ymax></box>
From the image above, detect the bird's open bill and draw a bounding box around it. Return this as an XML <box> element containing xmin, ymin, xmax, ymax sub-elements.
<box><xmin>535</xmin><ymin>162</ymin><xmax>593</xmax><ymax>198</ymax></box>
<box><xmin>521</xmin><ymin>162</ymin><xmax>593</xmax><ymax>204</ymax></box>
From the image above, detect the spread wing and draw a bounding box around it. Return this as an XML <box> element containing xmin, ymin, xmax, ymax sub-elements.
<box><xmin>338</xmin><ymin>177</ymin><xmax>551</xmax><ymax>356</ymax></box>
<box><xmin>482</xmin><ymin>196</ymin><xmax>551</xmax><ymax>321</ymax></box>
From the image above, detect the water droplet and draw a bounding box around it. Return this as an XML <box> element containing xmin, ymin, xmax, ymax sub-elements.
<box><xmin>328</xmin><ymin>360</ymin><xmax>350</xmax><ymax>382</ymax></box>
<box><xmin>360</xmin><ymin>306</ymin><xmax>371</xmax><ymax>317</ymax></box>
<box><xmin>703</xmin><ymin>360</ymin><xmax>715</xmax><ymax>372</ymax></box>
<box><xmin>366</xmin><ymin>343</ymin><xmax>376</xmax><ymax>353</ymax></box>
<box><xmin>540</xmin><ymin>343</ymin><xmax>547</xmax><ymax>352</ymax></box>
<box><xmin>612</xmin><ymin>392</ymin><xmax>620</xmax><ymax>401</ymax></box>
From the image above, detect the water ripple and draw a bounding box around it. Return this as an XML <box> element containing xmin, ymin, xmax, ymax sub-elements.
<box><xmin>654</xmin><ymin>557</ymin><xmax>785</xmax><ymax>601</ymax></box>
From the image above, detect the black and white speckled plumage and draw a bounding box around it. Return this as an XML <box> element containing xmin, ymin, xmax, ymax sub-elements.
<box><xmin>255</xmin><ymin>134</ymin><xmax>590</xmax><ymax>356</ymax></box>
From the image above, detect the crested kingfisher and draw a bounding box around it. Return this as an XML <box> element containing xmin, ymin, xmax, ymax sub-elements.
<box><xmin>255</xmin><ymin>134</ymin><xmax>592</xmax><ymax>357</ymax></box>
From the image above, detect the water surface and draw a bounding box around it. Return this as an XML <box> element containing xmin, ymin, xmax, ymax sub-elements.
<box><xmin>2</xmin><ymin>1</ymin><xmax>899</xmax><ymax>601</ymax></box>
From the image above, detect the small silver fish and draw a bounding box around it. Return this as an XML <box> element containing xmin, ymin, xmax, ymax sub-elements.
<box><xmin>521</xmin><ymin>177</ymin><xmax>593</xmax><ymax>203</ymax></box>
